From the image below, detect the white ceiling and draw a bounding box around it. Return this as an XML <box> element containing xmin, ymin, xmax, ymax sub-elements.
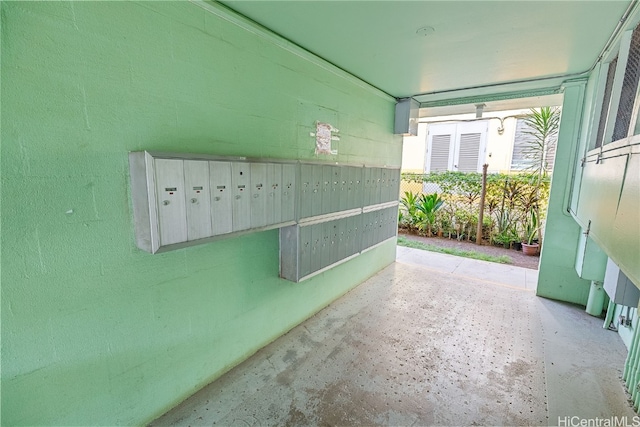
<box><xmin>220</xmin><ymin>0</ymin><xmax>635</xmax><ymax>106</ymax></box>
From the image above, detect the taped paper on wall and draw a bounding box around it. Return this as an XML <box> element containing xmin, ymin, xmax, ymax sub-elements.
<box><xmin>315</xmin><ymin>122</ymin><xmax>339</xmax><ymax>155</ymax></box>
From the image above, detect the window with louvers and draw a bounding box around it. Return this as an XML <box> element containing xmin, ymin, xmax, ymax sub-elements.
<box><xmin>510</xmin><ymin>118</ymin><xmax>556</xmax><ymax>174</ymax></box>
<box><xmin>457</xmin><ymin>133</ymin><xmax>481</xmax><ymax>172</ymax></box>
<box><xmin>511</xmin><ymin>119</ymin><xmax>536</xmax><ymax>171</ymax></box>
<box><xmin>430</xmin><ymin>134</ymin><xmax>451</xmax><ymax>172</ymax></box>
<box><xmin>612</xmin><ymin>25</ymin><xmax>640</xmax><ymax>142</ymax></box>
<box><xmin>595</xmin><ymin>57</ymin><xmax>618</xmax><ymax>148</ymax></box>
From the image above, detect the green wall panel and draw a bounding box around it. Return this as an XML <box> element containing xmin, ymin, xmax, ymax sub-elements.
<box><xmin>610</xmin><ymin>153</ymin><xmax>640</xmax><ymax>285</ymax></box>
<box><xmin>1</xmin><ymin>1</ymin><xmax>400</xmax><ymax>425</ymax></box>
<box><xmin>576</xmin><ymin>150</ymin><xmax>640</xmax><ymax>287</ymax></box>
<box><xmin>536</xmin><ymin>81</ymin><xmax>592</xmax><ymax>305</ymax></box>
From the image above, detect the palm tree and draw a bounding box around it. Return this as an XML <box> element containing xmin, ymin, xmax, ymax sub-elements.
<box><xmin>521</xmin><ymin>106</ymin><xmax>560</xmax><ymax>248</ymax></box>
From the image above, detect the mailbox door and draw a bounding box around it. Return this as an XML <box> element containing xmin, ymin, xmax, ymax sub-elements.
<box><xmin>209</xmin><ymin>161</ymin><xmax>233</xmax><ymax>235</ymax></box>
<box><xmin>330</xmin><ymin>166</ymin><xmax>341</xmax><ymax>213</ymax></box>
<box><xmin>338</xmin><ymin>167</ymin><xmax>348</xmax><ymax>212</ymax></box>
<box><xmin>322</xmin><ymin>220</ymin><xmax>335</xmax><ymax>268</ymax></box>
<box><xmin>281</xmin><ymin>164</ymin><xmax>296</xmax><ymax>222</ymax></box>
<box><xmin>380</xmin><ymin>169</ymin><xmax>389</xmax><ymax>203</ymax></box>
<box><xmin>250</xmin><ymin>163</ymin><xmax>267</xmax><ymax>229</ymax></box>
<box><xmin>231</xmin><ymin>162</ymin><xmax>251</xmax><ymax>232</ymax></box>
<box><xmin>299</xmin><ymin>225</ymin><xmax>313</xmax><ymax>279</ymax></box>
<box><xmin>154</xmin><ymin>158</ymin><xmax>188</xmax><ymax>245</ymax></box>
<box><xmin>362</xmin><ymin>167</ymin><xmax>372</xmax><ymax>207</ymax></box>
<box><xmin>337</xmin><ymin>217</ymin><xmax>347</xmax><ymax>263</ymax></box>
<box><xmin>311</xmin><ymin>164</ymin><xmax>323</xmax><ymax>217</ymax></box>
<box><xmin>184</xmin><ymin>160</ymin><xmax>212</xmax><ymax>241</ymax></box>
<box><xmin>300</xmin><ymin>164</ymin><xmax>313</xmax><ymax>219</ymax></box>
<box><xmin>372</xmin><ymin>168</ymin><xmax>382</xmax><ymax>205</ymax></box>
<box><xmin>348</xmin><ymin>166</ymin><xmax>362</xmax><ymax>209</ymax></box>
<box><xmin>322</xmin><ymin>165</ymin><xmax>333</xmax><ymax>215</ymax></box>
<box><xmin>267</xmin><ymin>163</ymin><xmax>282</xmax><ymax>225</ymax></box>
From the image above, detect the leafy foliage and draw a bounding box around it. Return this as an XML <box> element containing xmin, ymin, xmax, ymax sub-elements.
<box><xmin>521</xmin><ymin>107</ymin><xmax>560</xmax><ymax>178</ymax></box>
<box><xmin>524</xmin><ymin>207</ymin><xmax>539</xmax><ymax>245</ymax></box>
<box><xmin>399</xmin><ymin>171</ymin><xmax>550</xmax><ymax>245</ymax></box>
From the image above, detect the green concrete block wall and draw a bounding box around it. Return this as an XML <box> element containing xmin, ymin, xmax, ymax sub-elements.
<box><xmin>1</xmin><ymin>2</ymin><xmax>401</xmax><ymax>425</ymax></box>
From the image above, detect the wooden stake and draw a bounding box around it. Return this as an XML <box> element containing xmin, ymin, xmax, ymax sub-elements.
<box><xmin>476</xmin><ymin>164</ymin><xmax>488</xmax><ymax>245</ymax></box>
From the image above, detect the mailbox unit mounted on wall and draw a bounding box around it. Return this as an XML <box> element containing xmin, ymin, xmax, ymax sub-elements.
<box><xmin>129</xmin><ymin>151</ymin><xmax>297</xmax><ymax>253</ymax></box>
<box><xmin>129</xmin><ymin>151</ymin><xmax>401</xmax><ymax>282</ymax></box>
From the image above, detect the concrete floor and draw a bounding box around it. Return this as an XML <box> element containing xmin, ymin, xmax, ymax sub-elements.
<box><xmin>151</xmin><ymin>247</ymin><xmax>636</xmax><ymax>426</ymax></box>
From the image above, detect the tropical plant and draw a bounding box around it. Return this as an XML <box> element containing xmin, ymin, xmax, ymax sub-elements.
<box><xmin>523</xmin><ymin>207</ymin><xmax>539</xmax><ymax>245</ymax></box>
<box><xmin>522</xmin><ymin>106</ymin><xmax>560</xmax><ymax>246</ymax></box>
<box><xmin>522</xmin><ymin>106</ymin><xmax>560</xmax><ymax>178</ymax></box>
<box><xmin>398</xmin><ymin>171</ymin><xmax>551</xmax><ymax>244</ymax></box>
<box><xmin>493</xmin><ymin>231</ymin><xmax>514</xmax><ymax>248</ymax></box>
<box><xmin>398</xmin><ymin>208</ymin><xmax>406</xmax><ymax>228</ymax></box>
<box><xmin>400</xmin><ymin>191</ymin><xmax>420</xmax><ymax>219</ymax></box>
<box><xmin>415</xmin><ymin>193</ymin><xmax>444</xmax><ymax>236</ymax></box>
<box><xmin>399</xmin><ymin>191</ymin><xmax>420</xmax><ymax>230</ymax></box>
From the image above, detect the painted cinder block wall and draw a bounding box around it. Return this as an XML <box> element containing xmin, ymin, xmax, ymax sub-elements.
<box><xmin>0</xmin><ymin>2</ymin><xmax>401</xmax><ymax>425</ymax></box>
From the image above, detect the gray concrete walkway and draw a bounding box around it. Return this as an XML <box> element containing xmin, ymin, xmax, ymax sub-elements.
<box><xmin>151</xmin><ymin>247</ymin><xmax>636</xmax><ymax>426</ymax></box>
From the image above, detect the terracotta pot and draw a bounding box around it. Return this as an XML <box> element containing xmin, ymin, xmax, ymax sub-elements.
<box><xmin>521</xmin><ymin>242</ymin><xmax>539</xmax><ymax>256</ymax></box>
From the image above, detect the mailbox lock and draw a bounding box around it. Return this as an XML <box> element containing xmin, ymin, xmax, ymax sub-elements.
<box><xmin>162</xmin><ymin>200</ymin><xmax>170</xmax><ymax>206</ymax></box>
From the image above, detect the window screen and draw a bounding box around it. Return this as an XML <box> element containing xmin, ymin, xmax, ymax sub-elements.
<box><xmin>612</xmin><ymin>25</ymin><xmax>640</xmax><ymax>141</ymax></box>
<box><xmin>595</xmin><ymin>57</ymin><xmax>618</xmax><ymax>148</ymax></box>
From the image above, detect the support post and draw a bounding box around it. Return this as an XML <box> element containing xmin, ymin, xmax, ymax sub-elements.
<box><xmin>476</xmin><ymin>164</ymin><xmax>488</xmax><ymax>245</ymax></box>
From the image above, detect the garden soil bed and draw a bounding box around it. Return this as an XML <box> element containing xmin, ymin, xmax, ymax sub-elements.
<box><xmin>398</xmin><ymin>231</ymin><xmax>540</xmax><ymax>270</ymax></box>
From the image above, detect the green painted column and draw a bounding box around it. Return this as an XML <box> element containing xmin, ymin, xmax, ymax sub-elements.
<box><xmin>536</xmin><ymin>80</ymin><xmax>592</xmax><ymax>305</ymax></box>
<box><xmin>585</xmin><ymin>281</ymin><xmax>605</xmax><ymax>316</ymax></box>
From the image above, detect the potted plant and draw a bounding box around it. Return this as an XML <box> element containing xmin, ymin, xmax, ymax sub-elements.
<box><xmin>522</xmin><ymin>207</ymin><xmax>540</xmax><ymax>255</ymax></box>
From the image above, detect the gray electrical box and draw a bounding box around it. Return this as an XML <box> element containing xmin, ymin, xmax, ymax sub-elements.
<box><xmin>603</xmin><ymin>258</ymin><xmax>640</xmax><ymax>307</ymax></box>
<box><xmin>575</xmin><ymin>232</ymin><xmax>608</xmax><ymax>281</ymax></box>
<box><xmin>394</xmin><ymin>98</ymin><xmax>419</xmax><ymax>136</ymax></box>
